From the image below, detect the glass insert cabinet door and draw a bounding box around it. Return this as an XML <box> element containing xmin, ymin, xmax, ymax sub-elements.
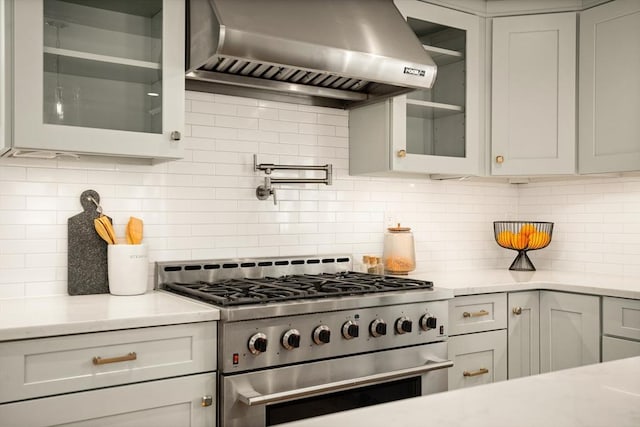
<box><xmin>391</xmin><ymin>0</ymin><xmax>481</xmax><ymax>176</ymax></box>
<box><xmin>11</xmin><ymin>0</ymin><xmax>184</xmax><ymax>160</ymax></box>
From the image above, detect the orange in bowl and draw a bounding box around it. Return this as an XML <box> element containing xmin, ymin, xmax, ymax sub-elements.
<box><xmin>497</xmin><ymin>230</ymin><xmax>515</xmax><ymax>247</ymax></box>
<box><xmin>528</xmin><ymin>231</ymin><xmax>550</xmax><ymax>249</ymax></box>
<box><xmin>511</xmin><ymin>233</ymin><xmax>528</xmax><ymax>250</ymax></box>
<box><xmin>519</xmin><ymin>223</ymin><xmax>537</xmax><ymax>237</ymax></box>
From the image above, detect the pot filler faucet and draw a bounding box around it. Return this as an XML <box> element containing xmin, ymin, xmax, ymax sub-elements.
<box><xmin>253</xmin><ymin>154</ymin><xmax>332</xmax><ymax>205</ymax></box>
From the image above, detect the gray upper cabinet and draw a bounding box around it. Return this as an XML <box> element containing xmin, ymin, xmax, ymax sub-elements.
<box><xmin>3</xmin><ymin>0</ymin><xmax>184</xmax><ymax>161</ymax></box>
<box><xmin>579</xmin><ymin>0</ymin><xmax>640</xmax><ymax>174</ymax></box>
<box><xmin>350</xmin><ymin>0</ymin><xmax>482</xmax><ymax>177</ymax></box>
<box><xmin>0</xmin><ymin>0</ymin><xmax>10</xmax><ymax>153</ymax></box>
<box><xmin>491</xmin><ymin>12</ymin><xmax>576</xmax><ymax>176</ymax></box>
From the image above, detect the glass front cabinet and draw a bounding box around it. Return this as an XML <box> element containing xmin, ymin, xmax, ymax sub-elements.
<box><xmin>4</xmin><ymin>0</ymin><xmax>184</xmax><ymax>160</ymax></box>
<box><xmin>349</xmin><ymin>0</ymin><xmax>482</xmax><ymax>177</ymax></box>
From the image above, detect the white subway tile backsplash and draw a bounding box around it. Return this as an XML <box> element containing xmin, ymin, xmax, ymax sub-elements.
<box><xmin>317</xmin><ymin>113</ymin><xmax>349</xmax><ymax>127</ymax></box>
<box><xmin>0</xmin><ymin>166</ymin><xmax>26</xmax><ymax>181</ymax></box>
<box><xmin>1</xmin><ymin>92</ymin><xmax>639</xmax><ymax>297</ymax></box>
<box><xmin>238</xmin><ymin>129</ymin><xmax>279</xmax><ymax>143</ymax></box>
<box><xmin>191</xmin><ymin>100</ymin><xmax>237</xmax><ymax>115</ymax></box>
<box><xmin>299</xmin><ymin>123</ymin><xmax>336</xmax><ymax>136</ymax></box>
<box><xmin>278</xmin><ymin>110</ymin><xmax>316</xmax><ymax>124</ymax></box>
<box><xmin>191</xmin><ymin>125</ymin><xmax>238</xmax><ymax>139</ymax></box>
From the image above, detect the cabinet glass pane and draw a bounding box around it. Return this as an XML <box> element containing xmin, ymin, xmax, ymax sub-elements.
<box><xmin>405</xmin><ymin>17</ymin><xmax>466</xmax><ymax>158</ymax></box>
<box><xmin>42</xmin><ymin>0</ymin><xmax>162</xmax><ymax>133</ymax></box>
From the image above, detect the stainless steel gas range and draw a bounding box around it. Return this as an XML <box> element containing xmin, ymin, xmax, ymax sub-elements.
<box><xmin>156</xmin><ymin>255</ymin><xmax>453</xmax><ymax>426</ymax></box>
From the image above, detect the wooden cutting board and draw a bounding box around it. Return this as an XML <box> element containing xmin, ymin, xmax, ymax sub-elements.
<box><xmin>67</xmin><ymin>189</ymin><xmax>111</xmax><ymax>295</ymax></box>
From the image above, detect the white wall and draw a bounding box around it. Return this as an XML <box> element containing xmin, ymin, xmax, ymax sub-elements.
<box><xmin>518</xmin><ymin>177</ymin><xmax>640</xmax><ymax>276</ymax></box>
<box><xmin>0</xmin><ymin>91</ymin><xmax>638</xmax><ymax>298</ymax></box>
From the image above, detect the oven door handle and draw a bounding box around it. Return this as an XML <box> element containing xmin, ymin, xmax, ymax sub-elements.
<box><xmin>237</xmin><ymin>359</ymin><xmax>454</xmax><ymax>406</ymax></box>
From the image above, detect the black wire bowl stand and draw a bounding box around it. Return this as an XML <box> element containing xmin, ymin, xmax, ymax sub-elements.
<box><xmin>493</xmin><ymin>221</ymin><xmax>554</xmax><ymax>271</ymax></box>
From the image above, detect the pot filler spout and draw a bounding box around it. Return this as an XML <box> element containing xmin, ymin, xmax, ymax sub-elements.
<box><xmin>186</xmin><ymin>0</ymin><xmax>437</xmax><ymax>108</ymax></box>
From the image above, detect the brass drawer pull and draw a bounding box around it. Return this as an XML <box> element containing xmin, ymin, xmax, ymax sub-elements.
<box><xmin>463</xmin><ymin>368</ymin><xmax>489</xmax><ymax>377</ymax></box>
<box><xmin>462</xmin><ymin>309</ymin><xmax>489</xmax><ymax>318</ymax></box>
<box><xmin>513</xmin><ymin>306</ymin><xmax>523</xmax><ymax>315</ymax></box>
<box><xmin>92</xmin><ymin>352</ymin><xmax>137</xmax><ymax>365</ymax></box>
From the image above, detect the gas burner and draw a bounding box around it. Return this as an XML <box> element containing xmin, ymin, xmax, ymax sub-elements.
<box><xmin>163</xmin><ymin>271</ymin><xmax>433</xmax><ymax>307</ymax></box>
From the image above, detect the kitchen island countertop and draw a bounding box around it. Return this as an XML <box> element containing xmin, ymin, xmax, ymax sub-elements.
<box><xmin>0</xmin><ymin>291</ymin><xmax>219</xmax><ymax>341</ymax></box>
<box><xmin>280</xmin><ymin>356</ymin><xmax>640</xmax><ymax>427</ymax></box>
<box><xmin>410</xmin><ymin>269</ymin><xmax>639</xmax><ymax>299</ymax></box>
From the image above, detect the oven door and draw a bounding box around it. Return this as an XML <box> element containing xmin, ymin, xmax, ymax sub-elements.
<box><xmin>221</xmin><ymin>341</ymin><xmax>451</xmax><ymax>427</ymax></box>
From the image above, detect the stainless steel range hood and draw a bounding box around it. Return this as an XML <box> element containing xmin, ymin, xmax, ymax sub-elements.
<box><xmin>186</xmin><ymin>0</ymin><xmax>437</xmax><ymax>108</ymax></box>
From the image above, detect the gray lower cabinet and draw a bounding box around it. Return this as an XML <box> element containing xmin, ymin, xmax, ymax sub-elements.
<box><xmin>447</xmin><ymin>293</ymin><xmax>507</xmax><ymax>390</ymax></box>
<box><xmin>0</xmin><ymin>322</ymin><xmax>217</xmax><ymax>427</ymax></box>
<box><xmin>507</xmin><ymin>291</ymin><xmax>540</xmax><ymax>379</ymax></box>
<box><xmin>540</xmin><ymin>291</ymin><xmax>600</xmax><ymax>373</ymax></box>
<box><xmin>448</xmin><ymin>329</ymin><xmax>507</xmax><ymax>390</ymax></box>
<box><xmin>602</xmin><ymin>297</ymin><xmax>640</xmax><ymax>361</ymax></box>
<box><xmin>0</xmin><ymin>373</ymin><xmax>216</xmax><ymax>427</ymax></box>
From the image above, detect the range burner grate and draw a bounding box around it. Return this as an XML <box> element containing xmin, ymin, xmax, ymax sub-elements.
<box><xmin>164</xmin><ymin>271</ymin><xmax>433</xmax><ymax>306</ymax></box>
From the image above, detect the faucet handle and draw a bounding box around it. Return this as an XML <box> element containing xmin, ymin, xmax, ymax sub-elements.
<box><xmin>256</xmin><ymin>177</ymin><xmax>277</xmax><ymax>205</ymax></box>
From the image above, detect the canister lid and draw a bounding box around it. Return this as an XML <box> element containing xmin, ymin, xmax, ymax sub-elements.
<box><xmin>387</xmin><ymin>223</ymin><xmax>411</xmax><ymax>232</ymax></box>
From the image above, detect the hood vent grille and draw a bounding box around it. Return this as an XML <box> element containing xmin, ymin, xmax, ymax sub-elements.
<box><xmin>186</xmin><ymin>0</ymin><xmax>437</xmax><ymax>108</ymax></box>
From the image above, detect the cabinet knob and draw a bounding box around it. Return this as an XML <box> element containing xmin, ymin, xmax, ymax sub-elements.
<box><xmin>495</xmin><ymin>155</ymin><xmax>504</xmax><ymax>164</ymax></box>
<box><xmin>201</xmin><ymin>395</ymin><xmax>213</xmax><ymax>407</ymax></box>
<box><xmin>397</xmin><ymin>149</ymin><xmax>407</xmax><ymax>158</ymax></box>
<box><xmin>512</xmin><ymin>307</ymin><xmax>522</xmax><ymax>315</ymax></box>
<box><xmin>170</xmin><ymin>131</ymin><xmax>182</xmax><ymax>141</ymax></box>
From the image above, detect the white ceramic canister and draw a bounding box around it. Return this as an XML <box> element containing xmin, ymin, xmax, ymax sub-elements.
<box><xmin>107</xmin><ymin>244</ymin><xmax>148</xmax><ymax>295</ymax></box>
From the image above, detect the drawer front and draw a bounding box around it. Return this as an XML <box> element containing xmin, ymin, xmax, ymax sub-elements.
<box><xmin>0</xmin><ymin>322</ymin><xmax>216</xmax><ymax>404</ymax></box>
<box><xmin>0</xmin><ymin>373</ymin><xmax>216</xmax><ymax>427</ymax></box>
<box><xmin>449</xmin><ymin>293</ymin><xmax>507</xmax><ymax>335</ymax></box>
<box><xmin>448</xmin><ymin>329</ymin><xmax>507</xmax><ymax>391</ymax></box>
<box><xmin>602</xmin><ymin>336</ymin><xmax>640</xmax><ymax>362</ymax></box>
<box><xmin>603</xmin><ymin>297</ymin><xmax>640</xmax><ymax>340</ymax></box>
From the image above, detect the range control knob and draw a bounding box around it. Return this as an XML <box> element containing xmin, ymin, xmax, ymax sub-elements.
<box><xmin>281</xmin><ymin>329</ymin><xmax>301</xmax><ymax>350</ymax></box>
<box><xmin>420</xmin><ymin>314</ymin><xmax>438</xmax><ymax>331</ymax></box>
<box><xmin>312</xmin><ymin>325</ymin><xmax>331</xmax><ymax>345</ymax></box>
<box><xmin>342</xmin><ymin>321</ymin><xmax>359</xmax><ymax>340</ymax></box>
<box><xmin>395</xmin><ymin>317</ymin><xmax>413</xmax><ymax>334</ymax></box>
<box><xmin>248</xmin><ymin>332</ymin><xmax>268</xmax><ymax>355</ymax></box>
<box><xmin>370</xmin><ymin>318</ymin><xmax>387</xmax><ymax>337</ymax></box>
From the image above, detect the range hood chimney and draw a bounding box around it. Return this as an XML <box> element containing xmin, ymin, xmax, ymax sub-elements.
<box><xmin>186</xmin><ymin>0</ymin><xmax>437</xmax><ymax>108</ymax></box>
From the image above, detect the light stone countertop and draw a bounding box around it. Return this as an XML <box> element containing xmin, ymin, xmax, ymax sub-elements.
<box><xmin>280</xmin><ymin>356</ymin><xmax>640</xmax><ymax>427</ymax></box>
<box><xmin>409</xmin><ymin>269</ymin><xmax>640</xmax><ymax>299</ymax></box>
<box><xmin>0</xmin><ymin>291</ymin><xmax>219</xmax><ymax>342</ymax></box>
<box><xmin>1</xmin><ymin>269</ymin><xmax>637</xmax><ymax>342</ymax></box>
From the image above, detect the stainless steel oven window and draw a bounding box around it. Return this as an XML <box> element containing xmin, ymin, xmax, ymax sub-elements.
<box><xmin>266</xmin><ymin>376</ymin><xmax>421</xmax><ymax>425</ymax></box>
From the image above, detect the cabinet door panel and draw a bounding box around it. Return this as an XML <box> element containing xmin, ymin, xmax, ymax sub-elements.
<box><xmin>602</xmin><ymin>336</ymin><xmax>640</xmax><ymax>362</ymax></box>
<box><xmin>10</xmin><ymin>0</ymin><xmax>183</xmax><ymax>160</ymax></box>
<box><xmin>349</xmin><ymin>0</ymin><xmax>483</xmax><ymax>177</ymax></box>
<box><xmin>540</xmin><ymin>291</ymin><xmax>600</xmax><ymax>373</ymax></box>
<box><xmin>0</xmin><ymin>322</ymin><xmax>216</xmax><ymax>403</ymax></box>
<box><xmin>0</xmin><ymin>0</ymin><xmax>11</xmax><ymax>154</ymax></box>
<box><xmin>579</xmin><ymin>0</ymin><xmax>640</xmax><ymax>173</ymax></box>
<box><xmin>603</xmin><ymin>297</ymin><xmax>640</xmax><ymax>340</ymax></box>
<box><xmin>508</xmin><ymin>291</ymin><xmax>540</xmax><ymax>379</ymax></box>
<box><xmin>0</xmin><ymin>373</ymin><xmax>215</xmax><ymax>427</ymax></box>
<box><xmin>449</xmin><ymin>293</ymin><xmax>507</xmax><ymax>335</ymax></box>
<box><xmin>491</xmin><ymin>13</ymin><xmax>576</xmax><ymax>175</ymax></box>
<box><xmin>448</xmin><ymin>329</ymin><xmax>507</xmax><ymax>390</ymax></box>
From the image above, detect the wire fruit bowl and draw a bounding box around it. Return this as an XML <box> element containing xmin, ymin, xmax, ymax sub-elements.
<box><xmin>493</xmin><ymin>221</ymin><xmax>554</xmax><ymax>271</ymax></box>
